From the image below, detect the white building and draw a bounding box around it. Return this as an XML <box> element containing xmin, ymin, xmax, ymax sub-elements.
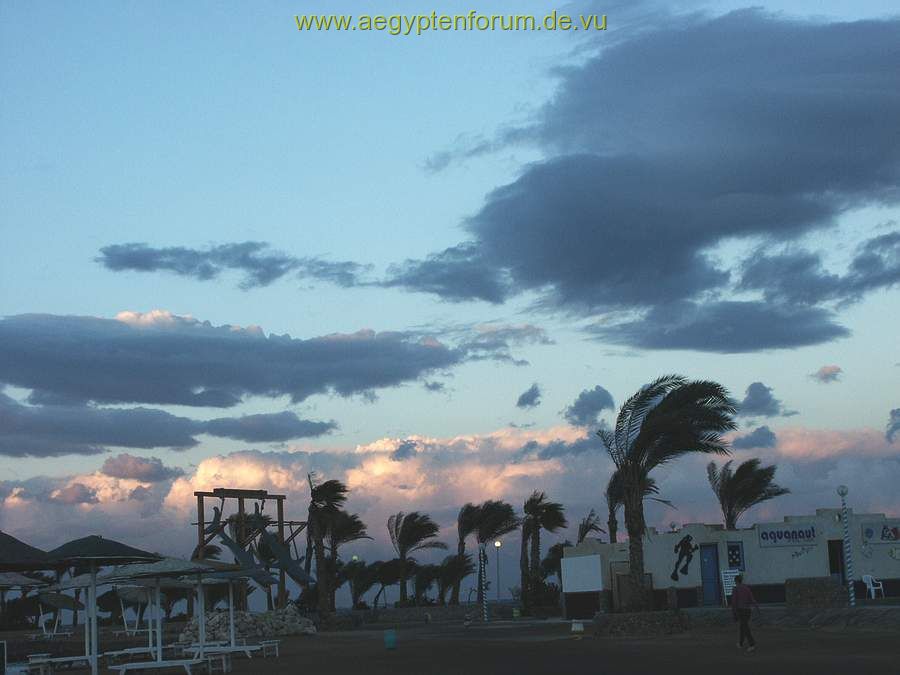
<box><xmin>561</xmin><ymin>508</ymin><xmax>900</xmax><ymax>617</ymax></box>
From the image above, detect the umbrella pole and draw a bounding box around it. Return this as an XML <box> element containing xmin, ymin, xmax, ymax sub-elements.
<box><xmin>90</xmin><ymin>562</ymin><xmax>99</xmax><ymax>675</ymax></box>
<box><xmin>197</xmin><ymin>577</ymin><xmax>206</xmax><ymax>659</ymax></box>
<box><xmin>147</xmin><ymin>599</ymin><xmax>153</xmax><ymax>651</ymax></box>
<box><xmin>156</xmin><ymin>579</ymin><xmax>163</xmax><ymax>663</ymax></box>
<box><xmin>84</xmin><ymin>592</ymin><xmax>90</xmax><ymax>659</ymax></box>
<box><xmin>228</xmin><ymin>581</ymin><xmax>235</xmax><ymax>648</ymax></box>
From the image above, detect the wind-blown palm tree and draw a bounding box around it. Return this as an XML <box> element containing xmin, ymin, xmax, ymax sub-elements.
<box><xmin>605</xmin><ymin>469</ymin><xmax>672</xmax><ymax>544</ymax></box>
<box><xmin>450</xmin><ymin>503</ymin><xmax>480</xmax><ymax>605</ymax></box>
<box><xmin>326</xmin><ymin>511</ymin><xmax>371</xmax><ymax>610</ymax></box>
<box><xmin>306</xmin><ymin>475</ymin><xmax>349</xmax><ymax>614</ymax></box>
<box><xmin>540</xmin><ymin>541</ymin><xmax>572</xmax><ymax>586</ymax></box>
<box><xmin>372</xmin><ymin>558</ymin><xmax>404</xmax><ymax>608</ymax></box>
<box><xmin>525</xmin><ymin>492</ymin><xmax>566</xmax><ymax>604</ymax></box>
<box><xmin>343</xmin><ymin>560</ymin><xmax>380</xmax><ymax>609</ymax></box>
<box><xmin>387</xmin><ymin>511</ymin><xmax>448</xmax><ymax>605</ymax></box>
<box><xmin>598</xmin><ymin>375</ymin><xmax>736</xmax><ymax>610</ymax></box>
<box><xmin>577</xmin><ymin>509</ymin><xmax>606</xmax><ymax>544</ymax></box>
<box><xmin>413</xmin><ymin>563</ymin><xmax>441</xmax><ymax>605</ymax></box>
<box><xmin>437</xmin><ymin>553</ymin><xmax>475</xmax><ymax>605</ymax></box>
<box><xmin>707</xmin><ymin>458</ymin><xmax>790</xmax><ymax>529</ymax></box>
<box><xmin>474</xmin><ymin>500</ymin><xmax>519</xmax><ymax>617</ymax></box>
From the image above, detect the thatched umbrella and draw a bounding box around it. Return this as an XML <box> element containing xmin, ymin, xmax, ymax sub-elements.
<box><xmin>0</xmin><ymin>531</ymin><xmax>50</xmax><ymax>571</ymax></box>
<box><xmin>48</xmin><ymin>535</ymin><xmax>160</xmax><ymax>675</ymax></box>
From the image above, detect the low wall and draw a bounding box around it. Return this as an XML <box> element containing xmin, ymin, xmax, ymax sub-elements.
<box><xmin>785</xmin><ymin>577</ymin><xmax>847</xmax><ymax>608</ymax></box>
<box><xmin>593</xmin><ymin>610</ymin><xmax>690</xmax><ymax>636</ymax></box>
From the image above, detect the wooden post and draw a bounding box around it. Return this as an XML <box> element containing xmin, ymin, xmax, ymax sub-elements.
<box><xmin>237</xmin><ymin>497</ymin><xmax>246</xmax><ymax>610</ymax></box>
<box><xmin>277</xmin><ymin>498</ymin><xmax>287</xmax><ymax>608</ymax></box>
<box><xmin>197</xmin><ymin>494</ymin><xmax>205</xmax><ymax>558</ymax></box>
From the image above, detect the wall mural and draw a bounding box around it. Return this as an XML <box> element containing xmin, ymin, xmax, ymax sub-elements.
<box><xmin>670</xmin><ymin>534</ymin><xmax>699</xmax><ymax>581</ymax></box>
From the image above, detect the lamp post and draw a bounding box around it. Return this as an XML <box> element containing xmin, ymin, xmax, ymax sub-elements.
<box><xmin>494</xmin><ymin>540</ymin><xmax>502</xmax><ymax>602</ymax></box>
<box><xmin>837</xmin><ymin>485</ymin><xmax>856</xmax><ymax>607</ymax></box>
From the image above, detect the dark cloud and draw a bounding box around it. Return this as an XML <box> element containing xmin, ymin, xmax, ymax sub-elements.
<box><xmin>516</xmin><ymin>434</ymin><xmax>599</xmax><ymax>461</ymax></box>
<box><xmin>456</xmin><ymin>324</ymin><xmax>553</xmax><ymax>366</ymax></box>
<box><xmin>382</xmin><ymin>244</ymin><xmax>511</xmax><ymax>304</ymax></box>
<box><xmin>128</xmin><ymin>486</ymin><xmax>154</xmax><ymax>501</ymax></box>
<box><xmin>739</xmin><ymin>232</ymin><xmax>900</xmax><ymax>307</ymax></box>
<box><xmin>390</xmin><ymin>440</ymin><xmax>419</xmax><ymax>462</ymax></box>
<box><xmin>738</xmin><ymin>383</ymin><xmax>796</xmax><ymax>418</ymax></box>
<box><xmin>202</xmin><ymin>411</ymin><xmax>336</xmax><ymax>442</ymax></box>
<box><xmin>516</xmin><ymin>383</ymin><xmax>542</xmax><ymax>409</ymax></box>
<box><xmin>732</xmin><ymin>426</ymin><xmax>777</xmax><ymax>450</ymax></box>
<box><xmin>49</xmin><ymin>483</ymin><xmax>99</xmax><ymax>505</ymax></box>
<box><xmin>423</xmin><ymin>381</ymin><xmax>446</xmax><ymax>393</ymax></box>
<box><xmin>101</xmin><ymin>454</ymin><xmax>185</xmax><ymax>482</ymax></box>
<box><xmin>0</xmin><ymin>392</ymin><xmax>199</xmax><ymax>457</ymax></box>
<box><xmin>589</xmin><ymin>301</ymin><xmax>849</xmax><ymax>353</ymax></box>
<box><xmin>98</xmin><ymin>242</ymin><xmax>369</xmax><ymax>290</ymax></box>
<box><xmin>810</xmin><ymin>365</ymin><xmax>843</xmax><ymax>384</ymax></box>
<box><xmin>0</xmin><ymin>313</ymin><xmax>472</xmax><ymax>408</ymax></box>
<box><xmin>563</xmin><ymin>385</ymin><xmax>615</xmax><ymax>428</ymax></box>
<box><xmin>396</xmin><ymin>12</ymin><xmax>900</xmax><ymax>352</ymax></box>
<box><xmin>888</xmin><ymin>409</ymin><xmax>900</xmax><ymax>443</ymax></box>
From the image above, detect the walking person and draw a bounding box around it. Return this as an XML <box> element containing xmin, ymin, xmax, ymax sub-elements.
<box><xmin>731</xmin><ymin>574</ymin><xmax>759</xmax><ymax>652</ymax></box>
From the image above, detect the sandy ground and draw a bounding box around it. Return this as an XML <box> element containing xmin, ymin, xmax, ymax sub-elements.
<box><xmin>227</xmin><ymin>620</ymin><xmax>897</xmax><ymax>675</ymax></box>
<box><xmin>5</xmin><ymin>619</ymin><xmax>897</xmax><ymax>674</ymax></box>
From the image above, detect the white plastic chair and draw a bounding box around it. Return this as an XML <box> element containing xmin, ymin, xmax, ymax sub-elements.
<box><xmin>862</xmin><ymin>574</ymin><xmax>884</xmax><ymax>598</ymax></box>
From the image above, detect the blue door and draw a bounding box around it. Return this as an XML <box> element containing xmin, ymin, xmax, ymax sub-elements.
<box><xmin>699</xmin><ymin>544</ymin><xmax>721</xmax><ymax>606</ymax></box>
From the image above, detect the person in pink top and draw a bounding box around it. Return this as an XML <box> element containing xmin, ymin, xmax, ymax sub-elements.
<box><xmin>730</xmin><ymin>574</ymin><xmax>759</xmax><ymax>652</ymax></box>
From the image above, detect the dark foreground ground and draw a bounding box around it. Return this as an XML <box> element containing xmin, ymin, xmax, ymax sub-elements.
<box><xmin>5</xmin><ymin>620</ymin><xmax>898</xmax><ymax>674</ymax></box>
<box><xmin>229</xmin><ymin>620</ymin><xmax>898</xmax><ymax>675</ymax></box>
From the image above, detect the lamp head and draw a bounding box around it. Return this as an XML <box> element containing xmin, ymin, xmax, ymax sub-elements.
<box><xmin>494</xmin><ymin>540</ymin><xmax>502</xmax><ymax>549</ymax></box>
<box><xmin>837</xmin><ymin>485</ymin><xmax>849</xmax><ymax>497</ymax></box>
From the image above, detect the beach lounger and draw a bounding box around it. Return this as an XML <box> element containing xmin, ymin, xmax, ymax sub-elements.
<box><xmin>258</xmin><ymin>639</ymin><xmax>280</xmax><ymax>657</ymax></box>
<box><xmin>108</xmin><ymin>657</ymin><xmax>204</xmax><ymax>674</ymax></box>
<box><xmin>187</xmin><ymin>645</ymin><xmax>261</xmax><ymax>660</ymax></box>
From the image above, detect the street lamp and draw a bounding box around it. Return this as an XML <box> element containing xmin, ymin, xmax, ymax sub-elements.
<box><xmin>837</xmin><ymin>485</ymin><xmax>856</xmax><ymax>607</ymax></box>
<box><xmin>494</xmin><ymin>540</ymin><xmax>502</xmax><ymax>602</ymax></box>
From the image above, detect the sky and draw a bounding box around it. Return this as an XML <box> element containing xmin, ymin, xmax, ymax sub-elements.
<box><xmin>1</xmin><ymin>1</ymin><xmax>898</xmax><ymax>604</ymax></box>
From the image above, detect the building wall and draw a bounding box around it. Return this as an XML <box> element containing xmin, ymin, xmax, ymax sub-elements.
<box><xmin>564</xmin><ymin>509</ymin><xmax>900</xmax><ymax>598</ymax></box>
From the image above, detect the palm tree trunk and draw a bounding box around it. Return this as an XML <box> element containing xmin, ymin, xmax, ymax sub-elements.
<box><xmin>623</xmin><ymin>491</ymin><xmax>649</xmax><ymax>611</ymax></box>
<box><xmin>529</xmin><ymin>526</ymin><xmax>541</xmax><ymax>603</ymax></box>
<box><xmin>519</xmin><ymin>529</ymin><xmax>530</xmax><ymax>615</ymax></box>
<box><xmin>608</xmin><ymin>514</ymin><xmax>618</xmax><ymax>543</ymax></box>
<box><xmin>398</xmin><ymin>556</ymin><xmax>408</xmax><ymax>605</ymax></box>
<box><xmin>449</xmin><ymin>540</ymin><xmax>465</xmax><ymax>605</ymax></box>
<box><xmin>310</xmin><ymin>516</ymin><xmax>331</xmax><ymax>615</ymax></box>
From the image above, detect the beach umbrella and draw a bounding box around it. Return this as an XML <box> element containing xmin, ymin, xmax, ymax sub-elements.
<box><xmin>48</xmin><ymin>535</ymin><xmax>160</xmax><ymax>675</ymax></box>
<box><xmin>0</xmin><ymin>531</ymin><xmax>50</xmax><ymax>571</ymax></box>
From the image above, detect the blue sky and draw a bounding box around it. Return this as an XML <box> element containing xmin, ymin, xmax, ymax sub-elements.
<box><xmin>1</xmin><ymin>1</ymin><xmax>899</xmax><ymax>600</ymax></box>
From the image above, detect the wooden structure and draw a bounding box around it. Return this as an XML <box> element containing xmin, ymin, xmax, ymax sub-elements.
<box><xmin>194</xmin><ymin>488</ymin><xmax>307</xmax><ymax>609</ymax></box>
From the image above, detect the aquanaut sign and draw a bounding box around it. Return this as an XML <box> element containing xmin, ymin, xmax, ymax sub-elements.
<box><xmin>757</xmin><ymin>524</ymin><xmax>817</xmax><ymax>547</ymax></box>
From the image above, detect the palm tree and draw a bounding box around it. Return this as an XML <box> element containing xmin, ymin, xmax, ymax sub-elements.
<box><xmin>326</xmin><ymin>511</ymin><xmax>371</xmax><ymax>610</ymax></box>
<box><xmin>519</xmin><ymin>516</ymin><xmax>533</xmax><ymax>614</ymax></box>
<box><xmin>306</xmin><ymin>474</ymin><xmax>349</xmax><ymax>614</ymax></box>
<box><xmin>372</xmin><ymin>559</ymin><xmax>403</xmax><ymax>608</ymax></box>
<box><xmin>540</xmin><ymin>541</ymin><xmax>572</xmax><ymax>585</ymax></box>
<box><xmin>413</xmin><ymin>563</ymin><xmax>441</xmax><ymax>605</ymax></box>
<box><xmin>342</xmin><ymin>560</ymin><xmax>380</xmax><ymax>609</ymax></box>
<box><xmin>708</xmin><ymin>458</ymin><xmax>790</xmax><ymax>529</ymax></box>
<box><xmin>387</xmin><ymin>511</ymin><xmax>448</xmax><ymax>605</ymax></box>
<box><xmin>525</xmin><ymin>492</ymin><xmax>567</xmax><ymax>586</ymax></box>
<box><xmin>437</xmin><ymin>553</ymin><xmax>475</xmax><ymax>605</ymax></box>
<box><xmin>605</xmin><ymin>469</ymin><xmax>672</xmax><ymax>544</ymax></box>
<box><xmin>450</xmin><ymin>503</ymin><xmax>480</xmax><ymax>605</ymax></box>
<box><xmin>474</xmin><ymin>500</ymin><xmax>519</xmax><ymax>617</ymax></box>
<box><xmin>577</xmin><ymin>509</ymin><xmax>606</xmax><ymax>544</ymax></box>
<box><xmin>598</xmin><ymin>375</ymin><xmax>736</xmax><ymax>610</ymax></box>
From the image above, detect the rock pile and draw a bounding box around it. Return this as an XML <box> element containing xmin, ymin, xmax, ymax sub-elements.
<box><xmin>179</xmin><ymin>604</ymin><xmax>316</xmax><ymax>643</ymax></box>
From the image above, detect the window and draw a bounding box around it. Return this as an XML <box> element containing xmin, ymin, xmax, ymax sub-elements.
<box><xmin>727</xmin><ymin>542</ymin><xmax>745</xmax><ymax>570</ymax></box>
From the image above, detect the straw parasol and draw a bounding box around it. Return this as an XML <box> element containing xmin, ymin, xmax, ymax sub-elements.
<box><xmin>48</xmin><ymin>535</ymin><xmax>160</xmax><ymax>675</ymax></box>
<box><xmin>0</xmin><ymin>531</ymin><xmax>51</xmax><ymax>571</ymax></box>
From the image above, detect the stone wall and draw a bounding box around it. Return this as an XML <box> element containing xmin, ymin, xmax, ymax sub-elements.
<box><xmin>785</xmin><ymin>577</ymin><xmax>847</xmax><ymax>609</ymax></box>
<box><xmin>593</xmin><ymin>610</ymin><xmax>690</xmax><ymax>636</ymax></box>
<box><xmin>179</xmin><ymin>604</ymin><xmax>316</xmax><ymax>643</ymax></box>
